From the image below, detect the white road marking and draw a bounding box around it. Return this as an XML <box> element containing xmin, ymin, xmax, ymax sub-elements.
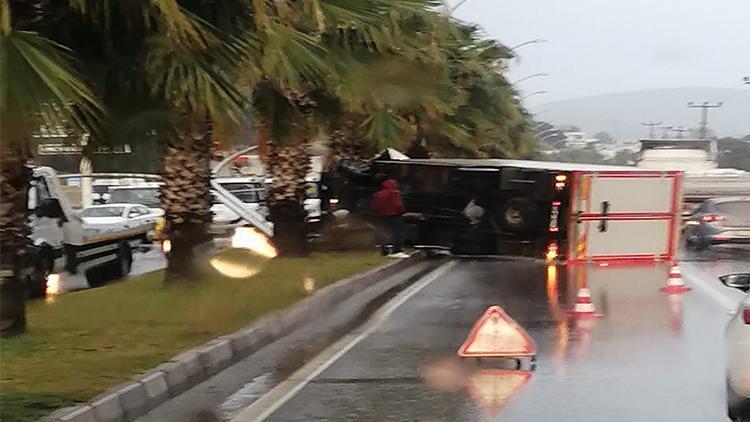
<box><xmin>231</xmin><ymin>260</ymin><xmax>457</xmax><ymax>422</ymax></box>
<box><xmin>680</xmin><ymin>262</ymin><xmax>743</xmax><ymax>313</ymax></box>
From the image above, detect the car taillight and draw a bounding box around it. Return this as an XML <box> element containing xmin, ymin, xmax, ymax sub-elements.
<box><xmin>743</xmin><ymin>307</ymin><xmax>750</xmax><ymax>325</ymax></box>
<box><xmin>701</xmin><ymin>214</ymin><xmax>725</xmax><ymax>223</ymax></box>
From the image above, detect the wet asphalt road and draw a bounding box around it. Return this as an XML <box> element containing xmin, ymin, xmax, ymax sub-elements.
<box><xmin>245</xmin><ymin>259</ymin><xmax>738</xmax><ymax>422</ymax></box>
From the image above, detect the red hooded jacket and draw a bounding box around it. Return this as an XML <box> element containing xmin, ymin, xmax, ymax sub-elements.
<box><xmin>371</xmin><ymin>179</ymin><xmax>405</xmax><ymax>217</ymax></box>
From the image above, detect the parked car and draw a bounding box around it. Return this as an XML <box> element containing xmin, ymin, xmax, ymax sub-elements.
<box><xmin>80</xmin><ymin>204</ymin><xmax>163</xmax><ymax>231</ymax></box>
<box><xmin>107</xmin><ymin>184</ymin><xmax>162</xmax><ymax>213</ymax></box>
<box><xmin>211</xmin><ymin>191</ymin><xmax>267</xmax><ymax>228</ymax></box>
<box><xmin>684</xmin><ymin>197</ymin><xmax>750</xmax><ymax>250</ymax></box>
<box><xmin>722</xmin><ymin>273</ymin><xmax>750</xmax><ymax>421</ymax></box>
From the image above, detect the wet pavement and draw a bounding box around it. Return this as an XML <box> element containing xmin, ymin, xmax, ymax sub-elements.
<box><xmin>237</xmin><ymin>259</ymin><xmax>739</xmax><ymax>421</ymax></box>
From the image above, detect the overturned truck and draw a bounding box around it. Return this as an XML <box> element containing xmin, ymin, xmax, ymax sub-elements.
<box><xmin>323</xmin><ymin>155</ymin><xmax>683</xmax><ymax>263</ymax></box>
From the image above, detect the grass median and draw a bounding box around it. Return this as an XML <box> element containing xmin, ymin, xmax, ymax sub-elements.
<box><xmin>0</xmin><ymin>250</ymin><xmax>387</xmax><ymax>422</ymax></box>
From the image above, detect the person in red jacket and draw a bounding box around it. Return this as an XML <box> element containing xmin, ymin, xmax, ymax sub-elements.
<box><xmin>371</xmin><ymin>179</ymin><xmax>408</xmax><ymax>257</ymax></box>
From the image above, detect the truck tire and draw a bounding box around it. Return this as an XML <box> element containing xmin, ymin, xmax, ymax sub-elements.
<box><xmin>495</xmin><ymin>198</ymin><xmax>539</xmax><ymax>233</ymax></box>
<box><xmin>85</xmin><ymin>242</ymin><xmax>132</xmax><ymax>288</ymax></box>
<box><xmin>115</xmin><ymin>242</ymin><xmax>133</xmax><ymax>278</ymax></box>
<box><xmin>103</xmin><ymin>241</ymin><xmax>133</xmax><ymax>281</ymax></box>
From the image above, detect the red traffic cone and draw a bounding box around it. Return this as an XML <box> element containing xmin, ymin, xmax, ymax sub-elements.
<box><xmin>660</xmin><ymin>265</ymin><xmax>690</xmax><ymax>294</ymax></box>
<box><xmin>572</xmin><ymin>288</ymin><xmax>601</xmax><ymax>318</ymax></box>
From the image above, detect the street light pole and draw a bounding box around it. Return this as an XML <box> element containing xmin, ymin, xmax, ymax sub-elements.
<box><xmin>511</xmin><ymin>39</ymin><xmax>548</xmax><ymax>51</ymax></box>
<box><xmin>507</xmin><ymin>39</ymin><xmax>547</xmax><ymax>62</ymax></box>
<box><xmin>513</xmin><ymin>73</ymin><xmax>550</xmax><ymax>84</ymax></box>
<box><xmin>521</xmin><ymin>90</ymin><xmax>548</xmax><ymax>100</ymax></box>
<box><xmin>440</xmin><ymin>0</ymin><xmax>471</xmax><ymax>15</ymax></box>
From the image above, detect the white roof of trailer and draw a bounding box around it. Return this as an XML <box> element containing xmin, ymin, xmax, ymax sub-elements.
<box><xmin>378</xmin><ymin>158</ymin><xmax>652</xmax><ymax>172</ymax></box>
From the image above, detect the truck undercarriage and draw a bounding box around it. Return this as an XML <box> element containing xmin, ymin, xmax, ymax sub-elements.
<box><xmin>322</xmin><ymin>157</ymin><xmax>571</xmax><ymax>258</ymax></box>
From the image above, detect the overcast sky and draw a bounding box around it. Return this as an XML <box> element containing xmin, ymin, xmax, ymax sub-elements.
<box><xmin>450</xmin><ymin>0</ymin><xmax>750</xmax><ymax>106</ymax></box>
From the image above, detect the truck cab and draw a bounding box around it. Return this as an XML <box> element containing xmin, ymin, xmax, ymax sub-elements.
<box><xmin>25</xmin><ymin>167</ymin><xmax>143</xmax><ymax>296</ymax></box>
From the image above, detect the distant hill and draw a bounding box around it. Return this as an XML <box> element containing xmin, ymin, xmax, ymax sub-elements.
<box><xmin>531</xmin><ymin>87</ymin><xmax>750</xmax><ymax>140</ymax></box>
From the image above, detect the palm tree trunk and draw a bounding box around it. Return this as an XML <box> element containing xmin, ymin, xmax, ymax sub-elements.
<box><xmin>324</xmin><ymin>116</ymin><xmax>367</xmax><ymax>170</ymax></box>
<box><xmin>160</xmin><ymin>116</ymin><xmax>213</xmax><ymax>282</ymax></box>
<box><xmin>265</xmin><ymin>141</ymin><xmax>311</xmax><ymax>256</ymax></box>
<box><xmin>0</xmin><ymin>146</ymin><xmax>32</xmax><ymax>337</ymax></box>
<box><xmin>256</xmin><ymin>123</ymin><xmax>269</xmax><ymax>158</ymax></box>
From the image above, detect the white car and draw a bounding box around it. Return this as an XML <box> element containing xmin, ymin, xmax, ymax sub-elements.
<box><xmin>107</xmin><ymin>185</ymin><xmax>162</xmax><ymax>213</ymax></box>
<box><xmin>723</xmin><ymin>273</ymin><xmax>750</xmax><ymax>421</ymax></box>
<box><xmin>211</xmin><ymin>179</ymin><xmax>269</xmax><ymax>226</ymax></box>
<box><xmin>211</xmin><ymin>196</ymin><xmax>267</xmax><ymax>225</ymax></box>
<box><xmin>80</xmin><ymin>204</ymin><xmax>163</xmax><ymax>231</ymax></box>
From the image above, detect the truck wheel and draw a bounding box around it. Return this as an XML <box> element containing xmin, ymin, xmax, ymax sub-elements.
<box><xmin>105</xmin><ymin>242</ymin><xmax>133</xmax><ymax>280</ymax></box>
<box><xmin>116</xmin><ymin>242</ymin><xmax>133</xmax><ymax>277</ymax></box>
<box><xmin>85</xmin><ymin>266</ymin><xmax>107</xmax><ymax>288</ymax></box>
<box><xmin>495</xmin><ymin>198</ymin><xmax>539</xmax><ymax>233</ymax></box>
<box><xmin>85</xmin><ymin>242</ymin><xmax>132</xmax><ymax>288</ymax></box>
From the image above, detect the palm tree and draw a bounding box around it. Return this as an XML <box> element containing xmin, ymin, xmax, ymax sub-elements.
<box><xmin>67</xmin><ymin>1</ymin><xmax>251</xmax><ymax>281</ymax></box>
<box><xmin>239</xmin><ymin>0</ymin><xmax>426</xmax><ymax>255</ymax></box>
<box><xmin>422</xmin><ymin>23</ymin><xmax>536</xmax><ymax>159</ymax></box>
<box><xmin>0</xmin><ymin>0</ymin><xmax>102</xmax><ymax>336</ymax></box>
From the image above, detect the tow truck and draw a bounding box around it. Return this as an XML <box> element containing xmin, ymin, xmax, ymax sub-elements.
<box><xmin>324</xmin><ymin>154</ymin><xmax>683</xmax><ymax>263</ymax></box>
<box><xmin>20</xmin><ymin>167</ymin><xmax>150</xmax><ymax>296</ymax></box>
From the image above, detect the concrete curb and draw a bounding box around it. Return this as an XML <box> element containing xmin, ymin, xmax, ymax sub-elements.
<box><xmin>44</xmin><ymin>255</ymin><xmax>422</xmax><ymax>422</ymax></box>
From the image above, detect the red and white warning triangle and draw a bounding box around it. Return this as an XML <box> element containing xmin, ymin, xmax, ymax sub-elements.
<box><xmin>457</xmin><ymin>306</ymin><xmax>536</xmax><ymax>358</ymax></box>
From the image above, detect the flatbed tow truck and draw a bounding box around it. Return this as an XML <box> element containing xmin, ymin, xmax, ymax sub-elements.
<box><xmin>4</xmin><ymin>166</ymin><xmax>151</xmax><ymax>298</ymax></box>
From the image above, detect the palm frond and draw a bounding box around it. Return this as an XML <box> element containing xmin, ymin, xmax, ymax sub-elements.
<box><xmin>361</xmin><ymin>110</ymin><xmax>407</xmax><ymax>149</ymax></box>
<box><xmin>71</xmin><ymin>0</ymin><xmax>214</xmax><ymax>48</ymax></box>
<box><xmin>0</xmin><ymin>30</ymin><xmax>103</xmax><ymax>146</ymax></box>
<box><xmin>145</xmin><ymin>35</ymin><xmax>248</xmax><ymax>125</ymax></box>
<box><xmin>251</xmin><ymin>21</ymin><xmax>329</xmax><ymax>90</ymax></box>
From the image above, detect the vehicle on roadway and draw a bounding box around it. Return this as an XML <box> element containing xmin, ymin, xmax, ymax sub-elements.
<box><xmin>324</xmin><ymin>153</ymin><xmax>684</xmax><ymax>263</ymax></box>
<box><xmin>722</xmin><ymin>273</ymin><xmax>750</xmax><ymax>421</ymax></box>
<box><xmin>107</xmin><ymin>184</ymin><xmax>162</xmax><ymax>213</ymax></box>
<box><xmin>210</xmin><ymin>179</ymin><xmax>268</xmax><ymax>235</ymax></box>
<box><xmin>684</xmin><ymin>197</ymin><xmax>750</xmax><ymax>250</ymax></box>
<box><xmin>20</xmin><ymin>167</ymin><xmax>146</xmax><ymax>296</ymax></box>
<box><xmin>79</xmin><ymin>203</ymin><xmax>162</xmax><ymax>229</ymax></box>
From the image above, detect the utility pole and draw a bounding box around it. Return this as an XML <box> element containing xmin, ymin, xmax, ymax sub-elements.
<box><xmin>672</xmin><ymin>126</ymin><xmax>689</xmax><ymax>139</ymax></box>
<box><xmin>658</xmin><ymin>126</ymin><xmax>673</xmax><ymax>139</ymax></box>
<box><xmin>641</xmin><ymin>121</ymin><xmax>662</xmax><ymax>139</ymax></box>
<box><xmin>687</xmin><ymin>101</ymin><xmax>722</xmax><ymax>139</ymax></box>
